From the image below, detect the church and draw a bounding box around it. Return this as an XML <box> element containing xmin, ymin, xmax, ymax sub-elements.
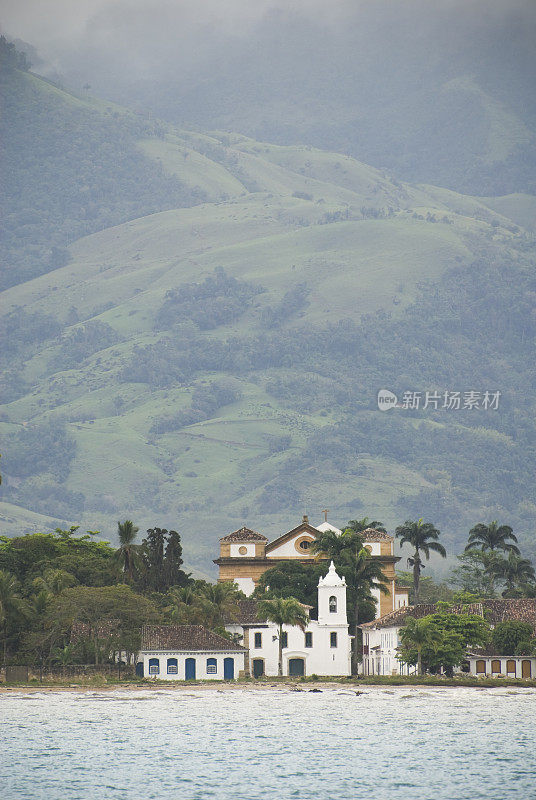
<box><xmin>225</xmin><ymin>561</ymin><xmax>351</xmax><ymax>677</ymax></box>
<box><xmin>214</xmin><ymin>514</ymin><xmax>409</xmax><ymax>618</ymax></box>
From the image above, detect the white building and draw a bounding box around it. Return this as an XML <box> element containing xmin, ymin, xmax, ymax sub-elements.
<box><xmin>466</xmin><ymin>653</ymin><xmax>535</xmax><ymax>679</ymax></box>
<box><xmin>360</xmin><ymin>598</ymin><xmax>536</xmax><ymax>678</ymax></box>
<box><xmin>139</xmin><ymin>624</ymin><xmax>246</xmax><ymax>680</ymax></box>
<box><xmin>225</xmin><ymin>561</ymin><xmax>352</xmax><ymax>677</ymax></box>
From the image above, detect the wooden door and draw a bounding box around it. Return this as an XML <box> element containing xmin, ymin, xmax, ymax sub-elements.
<box><xmin>288</xmin><ymin>658</ymin><xmax>305</xmax><ymax>677</ymax></box>
<box><xmin>252</xmin><ymin>659</ymin><xmax>264</xmax><ymax>678</ymax></box>
<box><xmin>224</xmin><ymin>657</ymin><xmax>234</xmax><ymax>680</ymax></box>
<box><xmin>185</xmin><ymin>658</ymin><xmax>196</xmax><ymax>680</ymax></box>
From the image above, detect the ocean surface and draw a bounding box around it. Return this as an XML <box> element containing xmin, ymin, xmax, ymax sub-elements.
<box><xmin>1</xmin><ymin>685</ymin><xmax>535</xmax><ymax>800</ymax></box>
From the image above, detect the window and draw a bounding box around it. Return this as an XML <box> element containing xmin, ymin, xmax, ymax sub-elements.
<box><xmin>254</xmin><ymin>632</ymin><xmax>262</xmax><ymax>648</ymax></box>
<box><xmin>148</xmin><ymin>657</ymin><xmax>160</xmax><ymax>675</ymax></box>
<box><xmin>238</xmin><ymin>545</ymin><xmax>248</xmax><ymax>555</ymax></box>
<box><xmin>207</xmin><ymin>658</ymin><xmax>217</xmax><ymax>674</ymax></box>
<box><xmin>281</xmin><ymin>632</ymin><xmax>288</xmax><ymax>648</ymax></box>
<box><xmin>299</xmin><ymin>540</ymin><xmax>310</xmax><ymax>550</ymax></box>
<box><xmin>329</xmin><ymin>596</ymin><xmax>337</xmax><ymax>613</ymax></box>
<box><xmin>305</xmin><ymin>632</ymin><xmax>313</xmax><ymax>648</ymax></box>
<box><xmin>167</xmin><ymin>658</ymin><xmax>178</xmax><ymax>674</ymax></box>
<box><xmin>330</xmin><ymin>632</ymin><xmax>338</xmax><ymax>648</ymax></box>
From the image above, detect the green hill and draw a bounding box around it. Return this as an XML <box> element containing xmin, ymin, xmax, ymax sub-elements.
<box><xmin>1</xmin><ymin>63</ymin><xmax>536</xmax><ymax>575</ymax></box>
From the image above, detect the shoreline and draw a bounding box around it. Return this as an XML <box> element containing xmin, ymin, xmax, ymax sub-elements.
<box><xmin>2</xmin><ymin>676</ymin><xmax>536</xmax><ymax>694</ymax></box>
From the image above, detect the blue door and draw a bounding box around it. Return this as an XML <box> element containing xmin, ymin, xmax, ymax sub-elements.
<box><xmin>224</xmin><ymin>657</ymin><xmax>234</xmax><ymax>680</ymax></box>
<box><xmin>135</xmin><ymin>662</ymin><xmax>144</xmax><ymax>677</ymax></box>
<box><xmin>185</xmin><ymin>658</ymin><xmax>196</xmax><ymax>680</ymax></box>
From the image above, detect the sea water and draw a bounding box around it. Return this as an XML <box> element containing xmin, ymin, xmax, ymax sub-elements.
<box><xmin>1</xmin><ymin>686</ymin><xmax>535</xmax><ymax>800</ymax></box>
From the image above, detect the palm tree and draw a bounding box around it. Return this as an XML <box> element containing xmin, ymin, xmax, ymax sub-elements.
<box><xmin>346</xmin><ymin>517</ymin><xmax>387</xmax><ymax>534</ymax></box>
<box><xmin>257</xmin><ymin>597</ymin><xmax>309</xmax><ymax>676</ymax></box>
<box><xmin>32</xmin><ymin>569</ymin><xmax>76</xmax><ymax>597</ymax></box>
<box><xmin>0</xmin><ymin>570</ymin><xmax>26</xmax><ymax>667</ymax></box>
<box><xmin>465</xmin><ymin>521</ymin><xmax>520</xmax><ymax>555</ymax></box>
<box><xmin>201</xmin><ymin>581</ymin><xmax>242</xmax><ymax>628</ymax></box>
<box><xmin>395</xmin><ymin>519</ymin><xmax>446</xmax><ymax>604</ymax></box>
<box><xmin>489</xmin><ymin>551</ymin><xmax>536</xmax><ymax>594</ymax></box>
<box><xmin>166</xmin><ymin>586</ymin><xmax>208</xmax><ymax>624</ymax></box>
<box><xmin>339</xmin><ymin>547</ymin><xmax>390</xmax><ymax>674</ymax></box>
<box><xmin>311</xmin><ymin>527</ymin><xmax>362</xmax><ymax>561</ymax></box>
<box><xmin>116</xmin><ymin>520</ymin><xmax>140</xmax><ymax>582</ymax></box>
<box><xmin>399</xmin><ymin>616</ymin><xmax>441</xmax><ymax>676</ymax></box>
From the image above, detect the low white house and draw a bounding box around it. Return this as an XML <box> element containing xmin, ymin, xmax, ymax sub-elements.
<box><xmin>466</xmin><ymin>654</ymin><xmax>536</xmax><ymax>679</ymax></box>
<box><xmin>225</xmin><ymin>561</ymin><xmax>352</xmax><ymax>677</ymax></box>
<box><xmin>139</xmin><ymin>624</ymin><xmax>246</xmax><ymax>680</ymax></box>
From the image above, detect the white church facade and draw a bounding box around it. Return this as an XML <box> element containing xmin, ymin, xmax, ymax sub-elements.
<box><xmin>225</xmin><ymin>562</ymin><xmax>351</xmax><ymax>677</ymax></box>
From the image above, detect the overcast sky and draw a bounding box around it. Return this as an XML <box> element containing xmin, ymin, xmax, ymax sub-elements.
<box><xmin>3</xmin><ymin>0</ymin><xmax>535</xmax><ymax>112</ymax></box>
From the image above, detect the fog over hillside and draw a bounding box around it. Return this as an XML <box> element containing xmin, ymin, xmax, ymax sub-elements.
<box><xmin>1</xmin><ymin>6</ymin><xmax>535</xmax><ymax>576</ymax></box>
<box><xmin>3</xmin><ymin>0</ymin><xmax>536</xmax><ymax>195</ymax></box>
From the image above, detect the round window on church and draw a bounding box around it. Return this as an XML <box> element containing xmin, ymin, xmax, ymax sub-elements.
<box><xmin>295</xmin><ymin>536</ymin><xmax>314</xmax><ymax>554</ymax></box>
<box><xmin>364</xmin><ymin>545</ymin><xmax>372</xmax><ymax>554</ymax></box>
<box><xmin>238</xmin><ymin>545</ymin><xmax>248</xmax><ymax>555</ymax></box>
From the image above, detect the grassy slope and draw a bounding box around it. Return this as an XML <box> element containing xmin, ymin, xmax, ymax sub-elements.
<box><xmin>2</xmin><ymin>73</ymin><xmax>535</xmax><ymax>574</ymax></box>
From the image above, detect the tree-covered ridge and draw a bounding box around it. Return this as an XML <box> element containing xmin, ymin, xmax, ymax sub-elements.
<box><xmin>0</xmin><ymin>46</ymin><xmax>204</xmax><ymax>290</ymax></box>
<box><xmin>1</xmin><ymin>43</ymin><xmax>536</xmax><ymax>564</ymax></box>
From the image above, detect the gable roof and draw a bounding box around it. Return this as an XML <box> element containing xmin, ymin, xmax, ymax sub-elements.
<box><xmin>220</xmin><ymin>526</ymin><xmax>268</xmax><ymax>543</ymax></box>
<box><xmin>265</xmin><ymin>521</ymin><xmax>320</xmax><ymax>553</ymax></box>
<box><xmin>359</xmin><ymin>603</ymin><xmax>484</xmax><ymax>630</ymax></box>
<box><xmin>141</xmin><ymin>625</ymin><xmax>246</xmax><ymax>652</ymax></box>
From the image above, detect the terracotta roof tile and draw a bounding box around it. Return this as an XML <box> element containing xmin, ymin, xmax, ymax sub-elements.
<box><xmin>141</xmin><ymin>625</ymin><xmax>246</xmax><ymax>651</ymax></box>
<box><xmin>359</xmin><ymin>603</ymin><xmax>484</xmax><ymax>629</ymax></box>
<box><xmin>220</xmin><ymin>527</ymin><xmax>268</xmax><ymax>542</ymax></box>
<box><xmin>224</xmin><ymin>599</ymin><xmax>265</xmax><ymax>625</ymax></box>
<box><xmin>480</xmin><ymin>599</ymin><xmax>536</xmax><ymax>632</ymax></box>
<box><xmin>361</xmin><ymin>528</ymin><xmax>393</xmax><ymax>541</ymax></box>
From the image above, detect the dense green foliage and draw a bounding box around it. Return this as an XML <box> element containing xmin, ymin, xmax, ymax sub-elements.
<box><xmin>254</xmin><ymin>561</ymin><xmax>327</xmax><ymax>612</ymax></box>
<box><xmin>491</xmin><ymin>621</ymin><xmax>536</xmax><ymax>657</ymax></box>
<box><xmin>398</xmin><ymin>612</ymin><xmax>490</xmax><ymax>675</ymax></box>
<box><xmin>1</xmin><ymin>56</ymin><xmax>536</xmax><ymax>567</ymax></box>
<box><xmin>0</xmin><ymin>525</ymin><xmax>241</xmax><ymax>668</ymax></box>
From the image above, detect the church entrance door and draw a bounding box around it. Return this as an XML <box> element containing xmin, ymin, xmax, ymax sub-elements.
<box><xmin>288</xmin><ymin>658</ymin><xmax>305</xmax><ymax>677</ymax></box>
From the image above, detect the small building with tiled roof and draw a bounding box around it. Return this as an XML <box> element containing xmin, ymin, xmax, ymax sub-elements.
<box><xmin>220</xmin><ymin>527</ymin><xmax>268</xmax><ymax>543</ymax></box>
<box><xmin>139</xmin><ymin>624</ymin><xmax>246</xmax><ymax>680</ymax></box>
<box><xmin>214</xmin><ymin>514</ymin><xmax>409</xmax><ymax>617</ymax></box>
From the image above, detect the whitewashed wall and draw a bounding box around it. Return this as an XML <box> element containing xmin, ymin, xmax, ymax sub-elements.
<box><xmin>246</xmin><ymin>619</ymin><xmax>351</xmax><ymax>677</ymax></box>
<box><xmin>141</xmin><ymin>651</ymin><xmax>245</xmax><ymax>680</ymax></box>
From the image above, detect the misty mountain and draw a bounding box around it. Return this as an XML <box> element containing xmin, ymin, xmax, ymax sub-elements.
<box><xmin>10</xmin><ymin>0</ymin><xmax>536</xmax><ymax>198</ymax></box>
<box><xmin>1</xmin><ymin>56</ymin><xmax>535</xmax><ymax>575</ymax></box>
